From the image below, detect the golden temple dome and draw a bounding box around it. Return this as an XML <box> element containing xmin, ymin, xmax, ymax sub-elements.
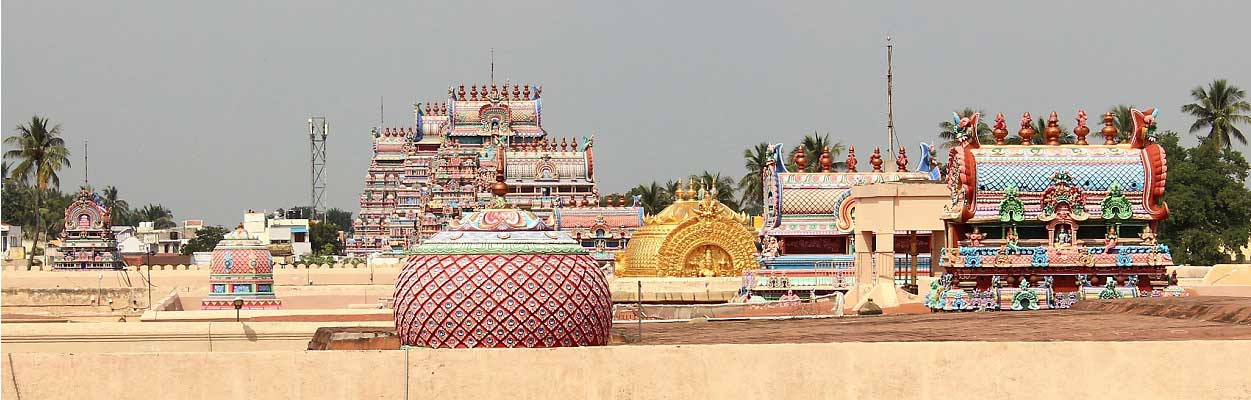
<box><xmin>614</xmin><ymin>186</ymin><xmax>757</xmax><ymax>278</ymax></box>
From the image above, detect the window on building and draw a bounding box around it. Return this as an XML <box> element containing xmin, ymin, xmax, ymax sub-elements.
<box><xmin>212</xmin><ymin>284</ymin><xmax>226</xmax><ymax>293</ymax></box>
<box><xmin>294</xmin><ymin>232</ymin><xmax>307</xmax><ymax>243</ymax></box>
<box><xmin>232</xmin><ymin>284</ymin><xmax>251</xmax><ymax>293</ymax></box>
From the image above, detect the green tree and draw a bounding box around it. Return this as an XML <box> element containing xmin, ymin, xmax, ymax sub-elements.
<box><xmin>180</xmin><ymin>225</ymin><xmax>228</xmax><ymax>255</ymax></box>
<box><xmin>938</xmin><ymin>108</ymin><xmax>993</xmax><ymax>148</ymax></box>
<box><xmin>135</xmin><ymin>204</ymin><xmax>176</xmax><ymax>229</ymax></box>
<box><xmin>325</xmin><ymin>208</ymin><xmax>353</xmax><ymax>232</ymax></box>
<box><xmin>1181</xmin><ymin>79</ymin><xmax>1251</xmax><ymax>149</ymax></box>
<box><xmin>793</xmin><ymin>133</ymin><xmax>846</xmax><ymax>172</ymax></box>
<box><xmin>688</xmin><ymin>171</ymin><xmax>739</xmax><ymax>211</ymax></box>
<box><xmin>101</xmin><ymin>185</ymin><xmax>133</xmax><ymax>226</ymax></box>
<box><xmin>625</xmin><ymin>181</ymin><xmax>668</xmax><ymax>215</ymax></box>
<box><xmin>310</xmin><ymin>221</ymin><xmax>343</xmax><ymax>255</ymax></box>
<box><xmin>3</xmin><ymin>116</ymin><xmax>71</xmax><ymax>262</ymax></box>
<box><xmin>1156</xmin><ymin>131</ymin><xmax>1251</xmax><ymax>264</ymax></box>
<box><xmin>738</xmin><ymin>143</ymin><xmax>770</xmax><ymax>215</ymax></box>
<box><xmin>1110</xmin><ymin>105</ymin><xmax>1137</xmax><ymax>143</ymax></box>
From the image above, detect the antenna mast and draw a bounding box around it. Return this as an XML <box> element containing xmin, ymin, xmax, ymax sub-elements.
<box><xmin>380</xmin><ymin>96</ymin><xmax>384</xmax><ymax>127</ymax></box>
<box><xmin>83</xmin><ymin>139</ymin><xmax>89</xmax><ymax>187</ymax></box>
<box><xmin>886</xmin><ymin>36</ymin><xmax>898</xmax><ymax>170</ymax></box>
<box><xmin>490</xmin><ymin>48</ymin><xmax>495</xmax><ymax>85</ymax></box>
<box><xmin>309</xmin><ymin>116</ymin><xmax>328</xmax><ymax>221</ymax></box>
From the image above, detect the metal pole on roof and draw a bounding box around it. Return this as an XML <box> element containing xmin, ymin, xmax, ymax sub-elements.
<box><xmin>885</xmin><ymin>36</ymin><xmax>898</xmax><ymax>169</ymax></box>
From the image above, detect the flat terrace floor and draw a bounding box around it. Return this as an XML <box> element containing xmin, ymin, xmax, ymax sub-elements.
<box><xmin>611</xmin><ymin>297</ymin><xmax>1251</xmax><ymax>345</ymax></box>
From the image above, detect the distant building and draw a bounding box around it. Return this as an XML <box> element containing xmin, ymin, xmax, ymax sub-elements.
<box><xmin>2</xmin><ymin>224</ymin><xmax>23</xmax><ymax>261</ymax></box>
<box><xmin>241</xmin><ymin>211</ymin><xmax>312</xmax><ymax>261</ymax></box>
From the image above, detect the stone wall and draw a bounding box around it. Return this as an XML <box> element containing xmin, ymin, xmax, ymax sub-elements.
<box><xmin>4</xmin><ymin>341</ymin><xmax>1250</xmax><ymax>399</ymax></box>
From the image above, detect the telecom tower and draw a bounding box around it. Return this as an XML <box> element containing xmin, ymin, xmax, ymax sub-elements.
<box><xmin>308</xmin><ymin>116</ymin><xmax>328</xmax><ymax>221</ymax></box>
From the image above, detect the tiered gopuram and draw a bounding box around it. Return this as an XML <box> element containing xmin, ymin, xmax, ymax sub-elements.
<box><xmin>347</xmin><ymin>83</ymin><xmax>600</xmax><ymax>257</ymax></box>
<box><xmin>53</xmin><ymin>188</ymin><xmax>125</xmax><ymax>270</ymax></box>
<box><xmin>932</xmin><ymin>109</ymin><xmax>1177</xmax><ymax>311</ymax></box>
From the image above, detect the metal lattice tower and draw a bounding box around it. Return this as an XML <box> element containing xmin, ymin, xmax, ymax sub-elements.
<box><xmin>309</xmin><ymin>116</ymin><xmax>328</xmax><ymax>220</ymax></box>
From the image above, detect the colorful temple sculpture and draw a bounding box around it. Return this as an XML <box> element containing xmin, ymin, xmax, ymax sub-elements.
<box><xmin>933</xmin><ymin>109</ymin><xmax>1177</xmax><ymax>311</ymax></box>
<box><xmin>614</xmin><ymin>180</ymin><xmax>757</xmax><ymax>277</ymax></box>
<box><xmin>754</xmin><ymin>144</ymin><xmax>939</xmax><ymax>299</ymax></box>
<box><xmin>393</xmin><ymin>176</ymin><xmax>611</xmax><ymax>348</ymax></box>
<box><xmin>551</xmin><ymin>194</ymin><xmax>644</xmax><ymax>266</ymax></box>
<box><xmin>347</xmin><ymin>82</ymin><xmax>598</xmax><ymax>257</ymax></box>
<box><xmin>201</xmin><ymin>227</ymin><xmax>282</xmax><ymax>310</ymax></box>
<box><xmin>54</xmin><ymin>188</ymin><xmax>125</xmax><ymax>270</ymax></box>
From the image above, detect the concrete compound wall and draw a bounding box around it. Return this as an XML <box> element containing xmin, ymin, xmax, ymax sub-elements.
<box><xmin>0</xmin><ymin>267</ymin><xmax>403</xmax><ymax>290</ymax></box>
<box><xmin>2</xmin><ymin>321</ymin><xmax>392</xmax><ymax>353</ymax></box>
<box><xmin>4</xmin><ymin>341</ymin><xmax>1250</xmax><ymax>399</ymax></box>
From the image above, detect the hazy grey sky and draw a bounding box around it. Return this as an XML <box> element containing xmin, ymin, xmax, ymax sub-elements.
<box><xmin>5</xmin><ymin>1</ymin><xmax>1250</xmax><ymax>226</ymax></box>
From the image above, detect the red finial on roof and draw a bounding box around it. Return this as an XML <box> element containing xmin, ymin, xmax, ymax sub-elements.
<box><xmin>819</xmin><ymin>147</ymin><xmax>832</xmax><ymax>172</ymax></box>
<box><xmin>513</xmin><ymin>85</ymin><xmax>521</xmax><ymax>100</ymax></box>
<box><xmin>571</xmin><ymin>137</ymin><xmax>578</xmax><ymax>150</ymax></box>
<box><xmin>870</xmin><ymin>147</ymin><xmax>883</xmax><ymax>172</ymax></box>
<box><xmin>1019</xmin><ymin>112</ymin><xmax>1036</xmax><ymax>145</ymax></box>
<box><xmin>470</xmin><ymin>85</ymin><xmax>478</xmax><ymax>101</ymax></box>
<box><xmin>524</xmin><ymin>85</ymin><xmax>531</xmax><ymax>99</ymax></box>
<box><xmin>792</xmin><ymin>146</ymin><xmax>807</xmax><ymax>171</ymax></box>
<box><xmin>896</xmin><ymin>147</ymin><xmax>908</xmax><ymax>172</ymax></box>
<box><xmin>1074</xmin><ymin>109</ymin><xmax>1090</xmax><ymax>145</ymax></box>
<box><xmin>1044</xmin><ymin>111</ymin><xmax>1061</xmax><ymax>146</ymax></box>
<box><xmin>993</xmin><ymin>112</ymin><xmax>1008</xmax><ymax>145</ymax></box>
<box><xmin>845</xmin><ymin>147</ymin><xmax>858</xmax><ymax>172</ymax></box>
<box><xmin>1102</xmin><ymin>112</ymin><xmax>1118</xmax><ymax>144</ymax></box>
<box><xmin>458</xmin><ymin>85</ymin><xmax>466</xmax><ymax>101</ymax></box>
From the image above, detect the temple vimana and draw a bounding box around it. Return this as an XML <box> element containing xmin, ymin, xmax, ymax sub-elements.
<box><xmin>346</xmin><ymin>82</ymin><xmax>640</xmax><ymax>260</ymax></box>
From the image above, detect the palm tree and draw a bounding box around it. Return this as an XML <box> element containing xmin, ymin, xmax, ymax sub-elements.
<box><xmin>1</xmin><ymin>161</ymin><xmax>10</xmax><ymax>181</ymax></box>
<box><xmin>738</xmin><ymin>143</ymin><xmax>770</xmax><ymax>215</ymax></box>
<box><xmin>136</xmin><ymin>204</ymin><xmax>176</xmax><ymax>229</ymax></box>
<box><xmin>3</xmin><ymin>116</ymin><xmax>71</xmax><ymax>263</ymax></box>
<box><xmin>626</xmin><ymin>182</ymin><xmax>668</xmax><ymax>215</ymax></box>
<box><xmin>689</xmin><ymin>171</ymin><xmax>739</xmax><ymax>211</ymax></box>
<box><xmin>1181</xmin><ymin>79</ymin><xmax>1251</xmax><ymax>149</ymax></box>
<box><xmin>101</xmin><ymin>185</ymin><xmax>131</xmax><ymax>226</ymax></box>
<box><xmin>796</xmin><ymin>132</ymin><xmax>846</xmax><ymax>172</ymax></box>
<box><xmin>1110</xmin><ymin>105</ymin><xmax>1136</xmax><ymax>143</ymax></box>
<box><xmin>938</xmin><ymin>108</ymin><xmax>992</xmax><ymax>148</ymax></box>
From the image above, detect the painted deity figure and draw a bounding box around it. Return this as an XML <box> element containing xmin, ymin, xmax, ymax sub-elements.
<box><xmin>761</xmin><ymin>236</ymin><xmax>780</xmax><ymax>258</ymax></box>
<box><xmin>964</xmin><ymin>226</ymin><xmax>986</xmax><ymax>246</ymax></box>
<box><xmin>1054</xmin><ymin>226</ymin><xmax>1072</xmax><ymax>247</ymax></box>
<box><xmin>1104</xmin><ymin>227</ymin><xmax>1119</xmax><ymax>253</ymax></box>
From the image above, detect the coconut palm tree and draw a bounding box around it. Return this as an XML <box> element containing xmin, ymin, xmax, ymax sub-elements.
<box><xmin>3</xmin><ymin>116</ymin><xmax>71</xmax><ymax>263</ymax></box>
<box><xmin>101</xmin><ymin>185</ymin><xmax>131</xmax><ymax>226</ymax></box>
<box><xmin>938</xmin><ymin>108</ymin><xmax>992</xmax><ymax>148</ymax></box>
<box><xmin>796</xmin><ymin>133</ymin><xmax>846</xmax><ymax>172</ymax></box>
<box><xmin>1109</xmin><ymin>105</ymin><xmax>1136</xmax><ymax>143</ymax></box>
<box><xmin>1181</xmin><ymin>79</ymin><xmax>1251</xmax><ymax>149</ymax></box>
<box><xmin>689</xmin><ymin>171</ymin><xmax>739</xmax><ymax>211</ymax></box>
<box><xmin>136</xmin><ymin>204</ymin><xmax>176</xmax><ymax>229</ymax></box>
<box><xmin>738</xmin><ymin>143</ymin><xmax>770</xmax><ymax>215</ymax></box>
<box><xmin>626</xmin><ymin>181</ymin><xmax>668</xmax><ymax>215</ymax></box>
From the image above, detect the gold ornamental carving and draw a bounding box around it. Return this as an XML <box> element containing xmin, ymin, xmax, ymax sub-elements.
<box><xmin>615</xmin><ymin>194</ymin><xmax>757</xmax><ymax>277</ymax></box>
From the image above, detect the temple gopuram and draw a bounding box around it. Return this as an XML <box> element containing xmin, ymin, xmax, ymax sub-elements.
<box><xmin>347</xmin><ymin>82</ymin><xmax>599</xmax><ymax>257</ymax></box>
<box><xmin>614</xmin><ymin>180</ymin><xmax>757</xmax><ymax>277</ymax></box>
<box><xmin>754</xmin><ymin>143</ymin><xmax>939</xmax><ymax>298</ymax></box>
<box><xmin>53</xmin><ymin>188</ymin><xmax>125</xmax><ymax>270</ymax></box>
<box><xmin>932</xmin><ymin>109</ymin><xmax>1178</xmax><ymax>311</ymax></box>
